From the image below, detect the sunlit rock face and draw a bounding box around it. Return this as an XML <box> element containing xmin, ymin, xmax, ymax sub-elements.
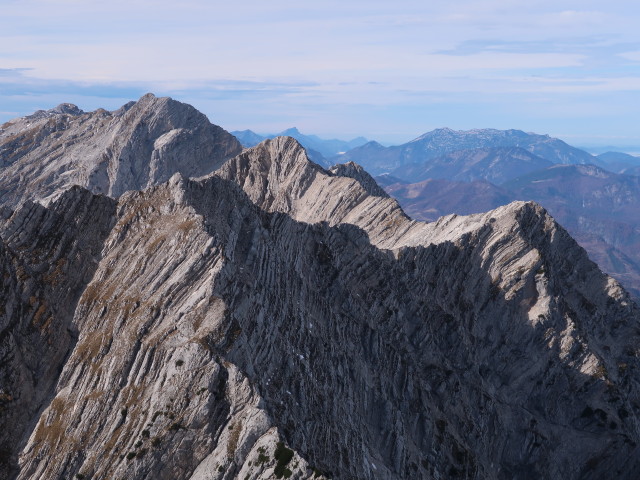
<box><xmin>1</xmin><ymin>100</ymin><xmax>640</xmax><ymax>480</ymax></box>
<box><xmin>0</xmin><ymin>93</ymin><xmax>242</xmax><ymax>208</ymax></box>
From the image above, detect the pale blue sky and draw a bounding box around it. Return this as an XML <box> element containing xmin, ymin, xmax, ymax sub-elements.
<box><xmin>1</xmin><ymin>0</ymin><xmax>639</xmax><ymax>147</ymax></box>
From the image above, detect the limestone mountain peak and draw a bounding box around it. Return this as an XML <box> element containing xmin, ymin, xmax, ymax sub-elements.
<box><xmin>1</xmin><ymin>96</ymin><xmax>640</xmax><ymax>480</ymax></box>
<box><xmin>0</xmin><ymin>94</ymin><xmax>242</xmax><ymax>207</ymax></box>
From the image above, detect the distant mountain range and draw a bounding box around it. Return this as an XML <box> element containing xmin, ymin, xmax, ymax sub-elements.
<box><xmin>384</xmin><ymin>178</ymin><xmax>514</xmax><ymax>221</ymax></box>
<box><xmin>335</xmin><ymin>128</ymin><xmax>595</xmax><ymax>174</ymax></box>
<box><xmin>580</xmin><ymin>145</ymin><xmax>640</xmax><ymax>155</ymax></box>
<box><xmin>388</xmin><ymin>146</ymin><xmax>554</xmax><ymax>184</ymax></box>
<box><xmin>232</xmin><ymin>127</ymin><xmax>368</xmax><ymax>166</ymax></box>
<box><xmin>503</xmin><ymin>164</ymin><xmax>640</xmax><ymax>223</ymax></box>
<box><xmin>594</xmin><ymin>151</ymin><xmax>640</xmax><ymax>176</ymax></box>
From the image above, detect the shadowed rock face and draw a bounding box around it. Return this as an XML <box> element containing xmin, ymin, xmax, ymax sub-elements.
<box><xmin>0</xmin><ymin>93</ymin><xmax>242</xmax><ymax>207</ymax></box>
<box><xmin>0</xmin><ymin>189</ymin><xmax>117</xmax><ymax>479</ymax></box>
<box><xmin>2</xmin><ymin>101</ymin><xmax>640</xmax><ymax>479</ymax></box>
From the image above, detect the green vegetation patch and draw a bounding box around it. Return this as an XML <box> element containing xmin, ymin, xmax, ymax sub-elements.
<box><xmin>274</xmin><ymin>442</ymin><xmax>294</xmax><ymax>478</ymax></box>
<box><xmin>256</xmin><ymin>445</ymin><xmax>270</xmax><ymax>464</ymax></box>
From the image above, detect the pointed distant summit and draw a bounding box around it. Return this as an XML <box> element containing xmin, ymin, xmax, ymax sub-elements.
<box><xmin>231</xmin><ymin>129</ymin><xmax>266</xmax><ymax>148</ymax></box>
<box><xmin>280</xmin><ymin>127</ymin><xmax>302</xmax><ymax>136</ymax></box>
<box><xmin>231</xmin><ymin>127</ymin><xmax>369</xmax><ymax>163</ymax></box>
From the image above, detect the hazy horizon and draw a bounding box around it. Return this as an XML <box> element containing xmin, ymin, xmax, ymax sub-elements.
<box><xmin>1</xmin><ymin>1</ymin><xmax>638</xmax><ymax>148</ymax></box>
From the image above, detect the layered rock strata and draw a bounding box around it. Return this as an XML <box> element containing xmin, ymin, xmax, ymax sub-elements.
<box><xmin>0</xmin><ymin>93</ymin><xmax>242</xmax><ymax>208</ymax></box>
<box><xmin>0</xmin><ymin>136</ymin><xmax>639</xmax><ymax>480</ymax></box>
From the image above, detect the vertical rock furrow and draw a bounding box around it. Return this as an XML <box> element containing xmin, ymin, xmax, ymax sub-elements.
<box><xmin>0</xmin><ymin>188</ymin><xmax>116</xmax><ymax>479</ymax></box>
<box><xmin>15</xmin><ymin>180</ymin><xmax>323</xmax><ymax>480</ymax></box>
<box><xmin>1</xmin><ymin>122</ymin><xmax>640</xmax><ymax>479</ymax></box>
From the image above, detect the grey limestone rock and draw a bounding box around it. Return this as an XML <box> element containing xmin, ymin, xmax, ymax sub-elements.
<box><xmin>1</xmin><ymin>103</ymin><xmax>640</xmax><ymax>480</ymax></box>
<box><xmin>0</xmin><ymin>93</ymin><xmax>242</xmax><ymax>207</ymax></box>
<box><xmin>0</xmin><ymin>188</ymin><xmax>117</xmax><ymax>479</ymax></box>
<box><xmin>329</xmin><ymin>161</ymin><xmax>389</xmax><ymax>198</ymax></box>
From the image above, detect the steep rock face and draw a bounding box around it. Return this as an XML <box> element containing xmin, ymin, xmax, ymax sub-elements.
<box><xmin>504</xmin><ymin>164</ymin><xmax>640</xmax><ymax>297</ymax></box>
<box><xmin>0</xmin><ymin>94</ymin><xmax>242</xmax><ymax>207</ymax></box>
<box><xmin>12</xmin><ymin>176</ymin><xmax>322</xmax><ymax>480</ymax></box>
<box><xmin>382</xmin><ymin>163</ymin><xmax>640</xmax><ymax>298</ymax></box>
<box><xmin>0</xmin><ymin>189</ymin><xmax>116</xmax><ymax>479</ymax></box>
<box><xmin>216</xmin><ymin>137</ymin><xmax>426</xmax><ymax>250</ymax></box>
<box><xmin>8</xmin><ymin>139</ymin><xmax>640</xmax><ymax>480</ymax></box>
<box><xmin>329</xmin><ymin>161</ymin><xmax>389</xmax><ymax>198</ymax></box>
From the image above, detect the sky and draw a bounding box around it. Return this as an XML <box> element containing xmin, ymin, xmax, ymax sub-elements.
<box><xmin>1</xmin><ymin>0</ymin><xmax>639</xmax><ymax>148</ymax></box>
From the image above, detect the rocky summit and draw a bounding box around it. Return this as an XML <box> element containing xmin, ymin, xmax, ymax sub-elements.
<box><xmin>1</xmin><ymin>98</ymin><xmax>640</xmax><ymax>480</ymax></box>
<box><xmin>0</xmin><ymin>93</ymin><xmax>242</xmax><ymax>208</ymax></box>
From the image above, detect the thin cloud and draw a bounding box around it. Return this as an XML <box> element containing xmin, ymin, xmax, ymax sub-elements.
<box><xmin>0</xmin><ymin>1</ymin><xmax>638</xmax><ymax>145</ymax></box>
<box><xmin>0</xmin><ymin>68</ymin><xmax>32</xmax><ymax>77</ymax></box>
<box><xmin>619</xmin><ymin>51</ymin><xmax>640</xmax><ymax>62</ymax></box>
